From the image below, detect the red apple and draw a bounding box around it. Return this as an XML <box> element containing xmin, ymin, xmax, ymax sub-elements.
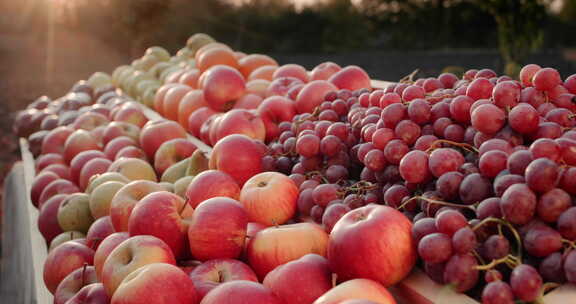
<box><xmin>102</xmin><ymin>121</ymin><xmax>141</xmax><ymax>145</ymax></box>
<box><xmin>204</xmin><ymin>113</ymin><xmax>223</xmax><ymax>146</ymax></box>
<box><xmin>65</xmin><ymin>283</ymin><xmax>109</xmax><ymax>304</ymax></box>
<box><xmin>79</xmin><ymin>158</ymin><xmax>113</xmax><ymax>190</ymax></box>
<box><xmin>70</xmin><ymin>150</ymin><xmax>107</xmax><ymax>185</ymax></box>
<box><xmin>112</xmin><ymin>103</ymin><xmax>148</xmax><ymax>128</ymax></box>
<box><xmin>215</xmin><ymin>109</ymin><xmax>266</xmax><ymax>142</ymax></box>
<box><xmin>328</xmin><ymin>205</ymin><xmax>416</xmax><ymax>287</ymax></box>
<box><xmin>64</xmin><ymin>129</ymin><xmax>102</xmax><ymax>164</ymax></box>
<box><xmin>139</xmin><ymin>120</ymin><xmax>187</xmax><ymax>159</ymax></box>
<box><xmin>328</xmin><ymin>66</ymin><xmax>371</xmax><ymax>91</ymax></box>
<box><xmin>38</xmin><ymin>179</ymin><xmax>79</xmax><ymax>208</ymax></box>
<box><xmin>153</xmin><ymin>138</ymin><xmax>197</xmax><ymax>175</ymax></box>
<box><xmin>247</xmin><ymin>222</ymin><xmax>329</xmax><ymax>279</ymax></box>
<box><xmin>178</xmin><ymin>90</ymin><xmax>207</xmax><ymax>128</ymax></box>
<box><xmin>101</xmin><ymin>235</ymin><xmax>176</xmax><ymax>296</ymax></box>
<box><xmin>72</xmin><ymin>112</ymin><xmax>110</xmax><ymax>131</ymax></box>
<box><xmin>111</xmin><ymin>263</ymin><xmax>198</xmax><ymax>304</ymax></box>
<box><xmin>94</xmin><ymin>232</ymin><xmax>130</xmax><ymax>280</ymax></box>
<box><xmin>162</xmin><ymin>85</ymin><xmax>192</xmax><ymax>121</ymax></box>
<box><xmin>49</xmin><ymin>233</ymin><xmax>87</xmax><ymax>252</ymax></box>
<box><xmin>31</xmin><ymin>171</ymin><xmax>60</xmax><ymax>207</ymax></box>
<box><xmin>257</xmin><ymin>96</ymin><xmax>297</xmax><ymax>142</ymax></box>
<box><xmin>239</xmin><ymin>172</ymin><xmax>298</xmax><ymax>226</ymax></box>
<box><xmin>115</xmin><ymin>146</ymin><xmax>148</xmax><ymax>161</ymax></box>
<box><xmin>238</xmin><ymin>54</ymin><xmax>278</xmax><ymax>78</ymax></box>
<box><xmin>179</xmin><ymin>69</ymin><xmax>201</xmax><ymax>88</ymax></box>
<box><xmin>187</xmin><ymin>106</ymin><xmax>219</xmax><ymax>137</ymax></box>
<box><xmin>209</xmin><ymin>134</ymin><xmax>264</xmax><ymax>186</ymax></box>
<box><xmin>234</xmin><ymin>93</ymin><xmax>264</xmax><ymax>109</ymax></box>
<box><xmin>54</xmin><ymin>265</ymin><xmax>98</xmax><ymax>304</ymax></box>
<box><xmin>263</xmin><ymin>254</ymin><xmax>332</xmax><ymax>304</ymax></box>
<box><xmin>295</xmin><ymin>80</ymin><xmax>338</xmax><ymax>114</ymax></box>
<box><xmin>38</xmin><ymin>194</ymin><xmax>67</xmax><ymax>243</ymax></box>
<box><xmin>266</xmin><ymin>77</ymin><xmax>304</xmax><ymax>97</ymax></box>
<box><xmin>110</xmin><ymin>180</ymin><xmax>164</xmax><ymax>232</ymax></box>
<box><xmin>154</xmin><ymin>83</ymin><xmax>181</xmax><ymax>115</ymax></box>
<box><xmin>128</xmin><ymin>191</ymin><xmax>193</xmax><ymax>259</ymax></box>
<box><xmin>41</xmin><ymin>163</ymin><xmax>72</xmax><ymax>181</ymax></box>
<box><xmin>88</xmin><ymin>103</ymin><xmax>112</xmax><ymax>118</ymax></box>
<box><xmin>86</xmin><ymin>216</ymin><xmax>115</xmax><ymax>250</ymax></box>
<box><xmin>273</xmin><ymin>64</ymin><xmax>309</xmax><ymax>83</ymax></box>
<box><xmin>41</xmin><ymin>114</ymin><xmax>60</xmax><ymax>130</ymax></box>
<box><xmin>202</xmin><ymin>65</ymin><xmax>246</xmax><ymax>111</ymax></box>
<box><xmin>185</xmin><ymin>170</ymin><xmax>241</xmax><ymax>208</ymax></box>
<box><xmin>104</xmin><ymin>136</ymin><xmax>137</xmax><ymax>160</ymax></box>
<box><xmin>248</xmin><ymin>65</ymin><xmax>277</xmax><ymax>81</ymax></box>
<box><xmin>199</xmin><ymin>281</ymin><xmax>283</xmax><ymax>304</ymax></box>
<box><xmin>188</xmin><ymin>197</ymin><xmax>248</xmax><ymax>261</ymax></box>
<box><xmin>190</xmin><ymin>259</ymin><xmax>258</xmax><ymax>299</ymax></box>
<box><xmin>42</xmin><ymin>126</ymin><xmax>74</xmax><ymax>155</ymax></box>
<box><xmin>313</xmin><ymin>279</ymin><xmax>396</xmax><ymax>304</ymax></box>
<box><xmin>36</xmin><ymin>153</ymin><xmax>66</xmax><ymax>172</ymax></box>
<box><xmin>43</xmin><ymin>240</ymin><xmax>95</xmax><ymax>294</ymax></box>
<box><xmin>108</xmin><ymin>157</ymin><xmax>157</xmax><ymax>182</ymax></box>
<box><xmin>311</xmin><ymin>62</ymin><xmax>342</xmax><ymax>81</ymax></box>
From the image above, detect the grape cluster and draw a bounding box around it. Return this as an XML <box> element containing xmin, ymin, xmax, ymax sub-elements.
<box><xmin>262</xmin><ymin>65</ymin><xmax>576</xmax><ymax>303</ymax></box>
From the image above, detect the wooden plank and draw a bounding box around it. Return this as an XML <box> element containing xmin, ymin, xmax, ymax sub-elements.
<box><xmin>394</xmin><ymin>269</ymin><xmax>478</xmax><ymax>304</ymax></box>
<box><xmin>371</xmin><ymin>79</ymin><xmax>395</xmax><ymax>89</ymax></box>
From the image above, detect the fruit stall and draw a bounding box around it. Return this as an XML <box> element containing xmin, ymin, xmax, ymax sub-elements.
<box><xmin>2</xmin><ymin>33</ymin><xmax>576</xmax><ymax>304</ymax></box>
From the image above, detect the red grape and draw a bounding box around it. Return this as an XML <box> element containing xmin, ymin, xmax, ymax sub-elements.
<box><xmin>412</xmin><ymin>217</ymin><xmax>438</xmax><ymax>243</ymax></box>
<box><xmin>436</xmin><ymin>209</ymin><xmax>468</xmax><ymax>236</ymax></box>
<box><xmin>537</xmin><ymin>188</ymin><xmax>571</xmax><ymax>223</ymax></box>
<box><xmin>482</xmin><ymin>235</ymin><xmax>510</xmax><ymax>260</ymax></box>
<box><xmin>500</xmin><ymin>183</ymin><xmax>537</xmax><ymax>225</ymax></box>
<box><xmin>481</xmin><ymin>281</ymin><xmax>514</xmax><ymax>304</ymax></box>
<box><xmin>493</xmin><ymin>174</ymin><xmax>524</xmax><ymax>197</ymax></box>
<box><xmin>508</xmin><ymin>103</ymin><xmax>539</xmax><ymax>134</ymax></box>
<box><xmin>558</xmin><ymin>207</ymin><xmax>576</xmax><ymax>240</ymax></box>
<box><xmin>312</xmin><ymin>183</ymin><xmax>340</xmax><ymax>207</ymax></box>
<box><xmin>436</xmin><ymin>171</ymin><xmax>464</xmax><ymax>201</ymax></box>
<box><xmin>523</xmin><ymin>225</ymin><xmax>562</xmax><ymax>257</ymax></box>
<box><xmin>540</xmin><ymin>252</ymin><xmax>566</xmax><ymax>283</ymax></box>
<box><xmin>407</xmin><ymin>98</ymin><xmax>431</xmax><ymax>125</ymax></box>
<box><xmin>452</xmin><ymin>227</ymin><xmax>477</xmax><ymax>254</ymax></box>
<box><xmin>364</xmin><ymin>149</ymin><xmax>386</xmax><ymax>171</ymax></box>
<box><xmin>459</xmin><ymin>173</ymin><xmax>492</xmax><ymax>204</ymax></box>
<box><xmin>525</xmin><ymin>158</ymin><xmax>559</xmax><ymax>193</ymax></box>
<box><xmin>506</xmin><ymin>149</ymin><xmax>533</xmax><ymax>175</ymax></box>
<box><xmin>443</xmin><ymin>253</ymin><xmax>479</xmax><ymax>292</ymax></box>
<box><xmin>383</xmin><ymin>139</ymin><xmax>409</xmax><ymax>165</ymax></box>
<box><xmin>399</xmin><ymin>150</ymin><xmax>430</xmax><ymax>183</ymax></box>
<box><xmin>471</xmin><ymin>104</ymin><xmax>505</xmax><ymax>135</ymax></box>
<box><xmin>510</xmin><ymin>264</ymin><xmax>542</xmax><ymax>302</ymax></box>
<box><xmin>564</xmin><ymin>250</ymin><xmax>576</xmax><ymax>283</ymax></box>
<box><xmin>449</xmin><ymin>95</ymin><xmax>474</xmax><ymax>124</ymax></box>
<box><xmin>533</xmin><ymin>67</ymin><xmax>561</xmax><ymax>91</ymax></box>
<box><xmin>476</xmin><ymin>197</ymin><xmax>502</xmax><ymax>219</ymax></box>
<box><xmin>519</xmin><ymin>63</ymin><xmax>541</xmax><ymax>87</ymax></box>
<box><xmin>418</xmin><ymin>232</ymin><xmax>453</xmax><ymax>263</ymax></box>
<box><xmin>428</xmin><ymin>148</ymin><xmax>465</xmax><ymax>178</ymax></box>
<box><xmin>479</xmin><ymin>150</ymin><xmax>508</xmax><ymax>178</ymax></box>
<box><xmin>296</xmin><ymin>134</ymin><xmax>320</xmax><ymax>157</ymax></box>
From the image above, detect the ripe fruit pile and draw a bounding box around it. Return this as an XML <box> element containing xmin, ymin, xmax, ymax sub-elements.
<box><xmin>13</xmin><ymin>32</ymin><xmax>576</xmax><ymax>304</ymax></box>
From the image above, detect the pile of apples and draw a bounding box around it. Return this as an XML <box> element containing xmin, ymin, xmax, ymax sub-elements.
<box><xmin>18</xmin><ymin>34</ymin><xmax>416</xmax><ymax>304</ymax></box>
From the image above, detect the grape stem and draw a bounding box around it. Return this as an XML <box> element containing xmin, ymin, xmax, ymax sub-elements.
<box><xmin>474</xmin><ymin>254</ymin><xmax>518</xmax><ymax>270</ymax></box>
<box><xmin>397</xmin><ymin>195</ymin><xmax>476</xmax><ymax>211</ymax></box>
<box><xmin>399</xmin><ymin>69</ymin><xmax>419</xmax><ymax>84</ymax></box>
<box><xmin>561</xmin><ymin>238</ymin><xmax>576</xmax><ymax>250</ymax></box>
<box><xmin>425</xmin><ymin>139</ymin><xmax>479</xmax><ymax>154</ymax></box>
<box><xmin>472</xmin><ymin>217</ymin><xmax>523</xmax><ymax>263</ymax></box>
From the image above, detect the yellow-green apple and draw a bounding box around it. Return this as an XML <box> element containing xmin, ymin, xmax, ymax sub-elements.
<box><xmin>66</xmin><ymin>283</ymin><xmax>109</xmax><ymax>304</ymax></box>
<box><xmin>101</xmin><ymin>235</ymin><xmax>176</xmax><ymax>296</ymax></box>
<box><xmin>209</xmin><ymin>134</ymin><xmax>264</xmax><ymax>186</ymax></box>
<box><xmin>313</xmin><ymin>279</ymin><xmax>396</xmax><ymax>304</ymax></box>
<box><xmin>38</xmin><ymin>194</ymin><xmax>67</xmax><ymax>243</ymax></box>
<box><xmin>247</xmin><ymin>222</ymin><xmax>329</xmax><ymax>279</ymax></box>
<box><xmin>31</xmin><ymin>171</ymin><xmax>60</xmax><ymax>207</ymax></box>
<box><xmin>199</xmin><ymin>281</ymin><xmax>283</xmax><ymax>304</ymax></box>
<box><xmin>266</xmin><ymin>77</ymin><xmax>304</xmax><ymax>97</ymax></box>
<box><xmin>49</xmin><ymin>232</ymin><xmax>86</xmax><ymax>252</ymax></box>
<box><xmin>36</xmin><ymin>153</ymin><xmax>66</xmax><ymax>171</ymax></box>
<box><xmin>158</xmin><ymin>182</ymin><xmax>175</xmax><ymax>192</ymax></box>
<box><xmin>154</xmin><ymin>138</ymin><xmax>197</xmax><ymax>175</ymax></box>
<box><xmin>163</xmin><ymin>85</ymin><xmax>192</xmax><ymax>121</ymax></box>
<box><xmin>102</xmin><ymin>121</ymin><xmax>141</xmax><ymax>145</ymax></box>
<box><xmin>54</xmin><ymin>265</ymin><xmax>98</xmax><ymax>304</ymax></box>
<box><xmin>188</xmin><ymin>197</ymin><xmax>248</xmax><ymax>261</ymax></box>
<box><xmin>186</xmin><ymin>33</ymin><xmax>215</xmax><ymax>53</ymax></box>
<box><xmin>248</xmin><ymin>65</ymin><xmax>277</xmax><ymax>81</ymax></box>
<box><xmin>104</xmin><ymin>136</ymin><xmax>137</xmax><ymax>160</ymax></box>
<box><xmin>86</xmin><ymin>216</ymin><xmax>115</xmax><ymax>250</ymax></box>
<box><xmin>42</xmin><ymin>126</ymin><xmax>74</xmax><ymax>155</ymax></box>
<box><xmin>257</xmin><ymin>96</ymin><xmax>297</xmax><ymax>142</ymax></box>
<box><xmin>85</xmin><ymin>172</ymin><xmax>130</xmax><ymax>194</ymax></box>
<box><xmin>128</xmin><ymin>191</ymin><xmax>193</xmax><ymax>259</ymax></box>
<box><xmin>58</xmin><ymin>193</ymin><xmax>94</xmax><ymax>233</ymax></box>
<box><xmin>72</xmin><ymin>112</ymin><xmax>110</xmax><ymax>131</ymax></box>
<box><xmin>238</xmin><ymin>54</ymin><xmax>278</xmax><ymax>78</ymax></box>
<box><xmin>111</xmin><ymin>263</ymin><xmax>198</xmax><ymax>304</ymax></box>
<box><xmin>139</xmin><ymin>120</ymin><xmax>188</xmax><ymax>159</ymax></box>
<box><xmin>64</xmin><ymin>129</ymin><xmax>102</xmax><ymax>164</ymax></box>
<box><xmin>87</xmin><ymin>72</ymin><xmax>112</xmax><ymax>89</ymax></box>
<box><xmin>185</xmin><ymin>170</ymin><xmax>241</xmax><ymax>208</ymax></box>
<box><xmin>89</xmin><ymin>181</ymin><xmax>126</xmax><ymax>219</ymax></box>
<box><xmin>322</xmin><ymin>203</ymin><xmax>351</xmax><ymax>233</ymax></box>
<box><xmin>43</xmin><ymin>240</ymin><xmax>95</xmax><ymax>294</ymax></box>
<box><xmin>273</xmin><ymin>64</ymin><xmax>309</xmax><ymax>83</ymax></box>
<box><xmin>296</xmin><ymin>80</ymin><xmax>338</xmax><ymax>114</ymax></box>
<box><xmin>263</xmin><ymin>254</ymin><xmax>332</xmax><ymax>304</ymax></box>
<box><xmin>109</xmin><ymin>180</ymin><xmax>164</xmax><ymax>231</ymax></box>
<box><xmin>115</xmin><ymin>146</ymin><xmax>148</xmax><ymax>161</ymax></box>
<box><xmin>108</xmin><ymin>157</ymin><xmax>157</xmax><ymax>182</ymax></box>
<box><xmin>94</xmin><ymin>232</ymin><xmax>129</xmax><ymax>279</ymax></box>
<box><xmin>39</xmin><ymin>179</ymin><xmax>79</xmax><ymax>208</ymax></box>
<box><xmin>328</xmin><ymin>205</ymin><xmax>415</xmax><ymax>287</ymax></box>
<box><xmin>311</xmin><ymin>62</ymin><xmax>342</xmax><ymax>81</ymax></box>
<box><xmin>190</xmin><ymin>259</ymin><xmax>258</xmax><ymax>299</ymax></box>
<box><xmin>70</xmin><ymin>150</ymin><xmax>107</xmax><ymax>184</ymax></box>
<box><xmin>146</xmin><ymin>46</ymin><xmax>170</xmax><ymax>61</ymax></box>
<box><xmin>188</xmin><ymin>106</ymin><xmax>219</xmax><ymax>137</ymax></box>
<box><xmin>215</xmin><ymin>109</ymin><xmax>266</xmax><ymax>142</ymax></box>
<box><xmin>41</xmin><ymin>163</ymin><xmax>72</xmax><ymax>181</ymax></box>
<box><xmin>239</xmin><ymin>172</ymin><xmax>298</xmax><ymax>226</ymax></box>
<box><xmin>234</xmin><ymin>93</ymin><xmax>263</xmax><ymax>109</ymax></box>
<box><xmin>79</xmin><ymin>158</ymin><xmax>112</xmax><ymax>190</ymax></box>
<box><xmin>161</xmin><ymin>157</ymin><xmax>191</xmax><ymax>183</ymax></box>
<box><xmin>328</xmin><ymin>66</ymin><xmax>371</xmax><ymax>91</ymax></box>
<box><xmin>174</xmin><ymin>176</ymin><xmax>194</xmax><ymax>199</ymax></box>
<box><xmin>178</xmin><ymin>90</ymin><xmax>207</xmax><ymax>127</ymax></box>
<box><xmin>202</xmin><ymin>65</ymin><xmax>246</xmax><ymax>111</ymax></box>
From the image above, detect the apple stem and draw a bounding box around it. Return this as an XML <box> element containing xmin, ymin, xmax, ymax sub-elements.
<box><xmin>331</xmin><ymin>273</ymin><xmax>338</xmax><ymax>288</ymax></box>
<box><xmin>81</xmin><ymin>263</ymin><xmax>88</xmax><ymax>287</ymax></box>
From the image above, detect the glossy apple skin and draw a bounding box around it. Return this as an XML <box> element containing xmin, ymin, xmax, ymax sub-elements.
<box><xmin>179</xmin><ymin>69</ymin><xmax>201</xmax><ymax>88</ymax></box>
<box><xmin>111</xmin><ymin>263</ymin><xmax>198</xmax><ymax>304</ymax></box>
<box><xmin>295</xmin><ymin>80</ymin><xmax>338</xmax><ymax>114</ymax></box>
<box><xmin>128</xmin><ymin>191</ymin><xmax>193</xmax><ymax>259</ymax></box>
<box><xmin>153</xmin><ymin>138</ymin><xmax>197</xmax><ymax>175</ymax></box>
<box><xmin>312</xmin><ymin>279</ymin><xmax>396</xmax><ymax>304</ymax></box>
<box><xmin>43</xmin><ymin>241</ymin><xmax>95</xmax><ymax>294</ymax></box>
<box><xmin>69</xmin><ymin>150</ymin><xmax>107</xmax><ymax>185</ymax></box>
<box><xmin>139</xmin><ymin>120</ymin><xmax>188</xmax><ymax>159</ymax></box>
<box><xmin>239</xmin><ymin>172</ymin><xmax>298</xmax><ymax>226</ymax></box>
<box><xmin>178</xmin><ymin>90</ymin><xmax>207</xmax><ymax>128</ymax></box>
<box><xmin>31</xmin><ymin>171</ymin><xmax>60</xmax><ymax>208</ymax></box>
<box><xmin>154</xmin><ymin>83</ymin><xmax>181</xmax><ymax>115</ymax></box>
<box><xmin>209</xmin><ymin>134</ymin><xmax>264</xmax><ymax>186</ymax></box>
<box><xmin>238</xmin><ymin>54</ymin><xmax>278</xmax><ymax>78</ymax></box>
<box><xmin>273</xmin><ymin>64</ymin><xmax>309</xmax><ymax>83</ymax></box>
<box><xmin>102</xmin><ymin>121</ymin><xmax>141</xmax><ymax>145</ymax></box>
<box><xmin>162</xmin><ymin>85</ymin><xmax>192</xmax><ymax>121</ymax></box>
<box><xmin>257</xmin><ymin>96</ymin><xmax>296</xmax><ymax>142</ymax></box>
<box><xmin>266</xmin><ymin>77</ymin><xmax>303</xmax><ymax>97</ymax></box>
<box><xmin>322</xmin><ymin>203</ymin><xmax>351</xmax><ymax>234</ymax></box>
<box><xmin>244</xmin><ymin>82</ymin><xmax>269</xmax><ymax>99</ymax></box>
<box><xmin>247</xmin><ymin>222</ymin><xmax>329</xmax><ymax>280</ymax></box>
<box><xmin>115</xmin><ymin>146</ymin><xmax>147</xmax><ymax>161</ymax></box>
<box><xmin>54</xmin><ymin>266</ymin><xmax>98</xmax><ymax>304</ymax></box>
<box><xmin>42</xmin><ymin>126</ymin><xmax>74</xmax><ymax>155</ymax></box>
<box><xmin>263</xmin><ymin>254</ymin><xmax>332</xmax><ymax>304</ymax></box>
<box><xmin>65</xmin><ymin>283</ymin><xmax>110</xmax><ymax>304</ymax></box>
<box><xmin>63</xmin><ymin>129</ymin><xmax>102</xmax><ymax>164</ymax></box>
<box><xmin>248</xmin><ymin>65</ymin><xmax>277</xmax><ymax>81</ymax></box>
<box><xmin>203</xmin><ymin>65</ymin><xmax>246</xmax><ymax>111</ymax></box>
<box><xmin>101</xmin><ymin>235</ymin><xmax>176</xmax><ymax>296</ymax></box>
<box><xmin>38</xmin><ymin>179</ymin><xmax>79</xmax><ymax>208</ymax></box>
<box><xmin>188</xmin><ymin>107</ymin><xmax>219</xmax><ymax>138</ymax></box>
<box><xmin>108</xmin><ymin>157</ymin><xmax>157</xmax><ymax>182</ymax></box>
<box><xmin>328</xmin><ymin>66</ymin><xmax>372</xmax><ymax>91</ymax></box>
<box><xmin>311</xmin><ymin>62</ymin><xmax>342</xmax><ymax>81</ymax></box>
<box><xmin>185</xmin><ymin>170</ymin><xmax>241</xmax><ymax>208</ymax></box>
<box><xmin>72</xmin><ymin>112</ymin><xmax>110</xmax><ymax>131</ymax></box>
<box><xmin>38</xmin><ymin>194</ymin><xmax>67</xmax><ymax>243</ymax></box>
<box><xmin>328</xmin><ymin>205</ymin><xmax>416</xmax><ymax>287</ymax></box>
<box><xmin>36</xmin><ymin>153</ymin><xmax>66</xmax><ymax>172</ymax></box>
<box><xmin>215</xmin><ymin>109</ymin><xmax>266</xmax><ymax>142</ymax></box>
<box><xmin>104</xmin><ymin>136</ymin><xmax>137</xmax><ymax>160</ymax></box>
<box><xmin>86</xmin><ymin>216</ymin><xmax>115</xmax><ymax>250</ymax></box>
<box><xmin>199</xmin><ymin>281</ymin><xmax>283</xmax><ymax>304</ymax></box>
<box><xmin>190</xmin><ymin>259</ymin><xmax>258</xmax><ymax>299</ymax></box>
<box><xmin>188</xmin><ymin>197</ymin><xmax>248</xmax><ymax>261</ymax></box>
<box><xmin>109</xmin><ymin>180</ymin><xmax>164</xmax><ymax>232</ymax></box>
<box><xmin>79</xmin><ymin>158</ymin><xmax>112</xmax><ymax>191</ymax></box>
<box><xmin>94</xmin><ymin>232</ymin><xmax>130</xmax><ymax>280</ymax></box>
<box><xmin>41</xmin><ymin>163</ymin><xmax>72</xmax><ymax>181</ymax></box>
<box><xmin>112</xmin><ymin>103</ymin><xmax>148</xmax><ymax>128</ymax></box>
